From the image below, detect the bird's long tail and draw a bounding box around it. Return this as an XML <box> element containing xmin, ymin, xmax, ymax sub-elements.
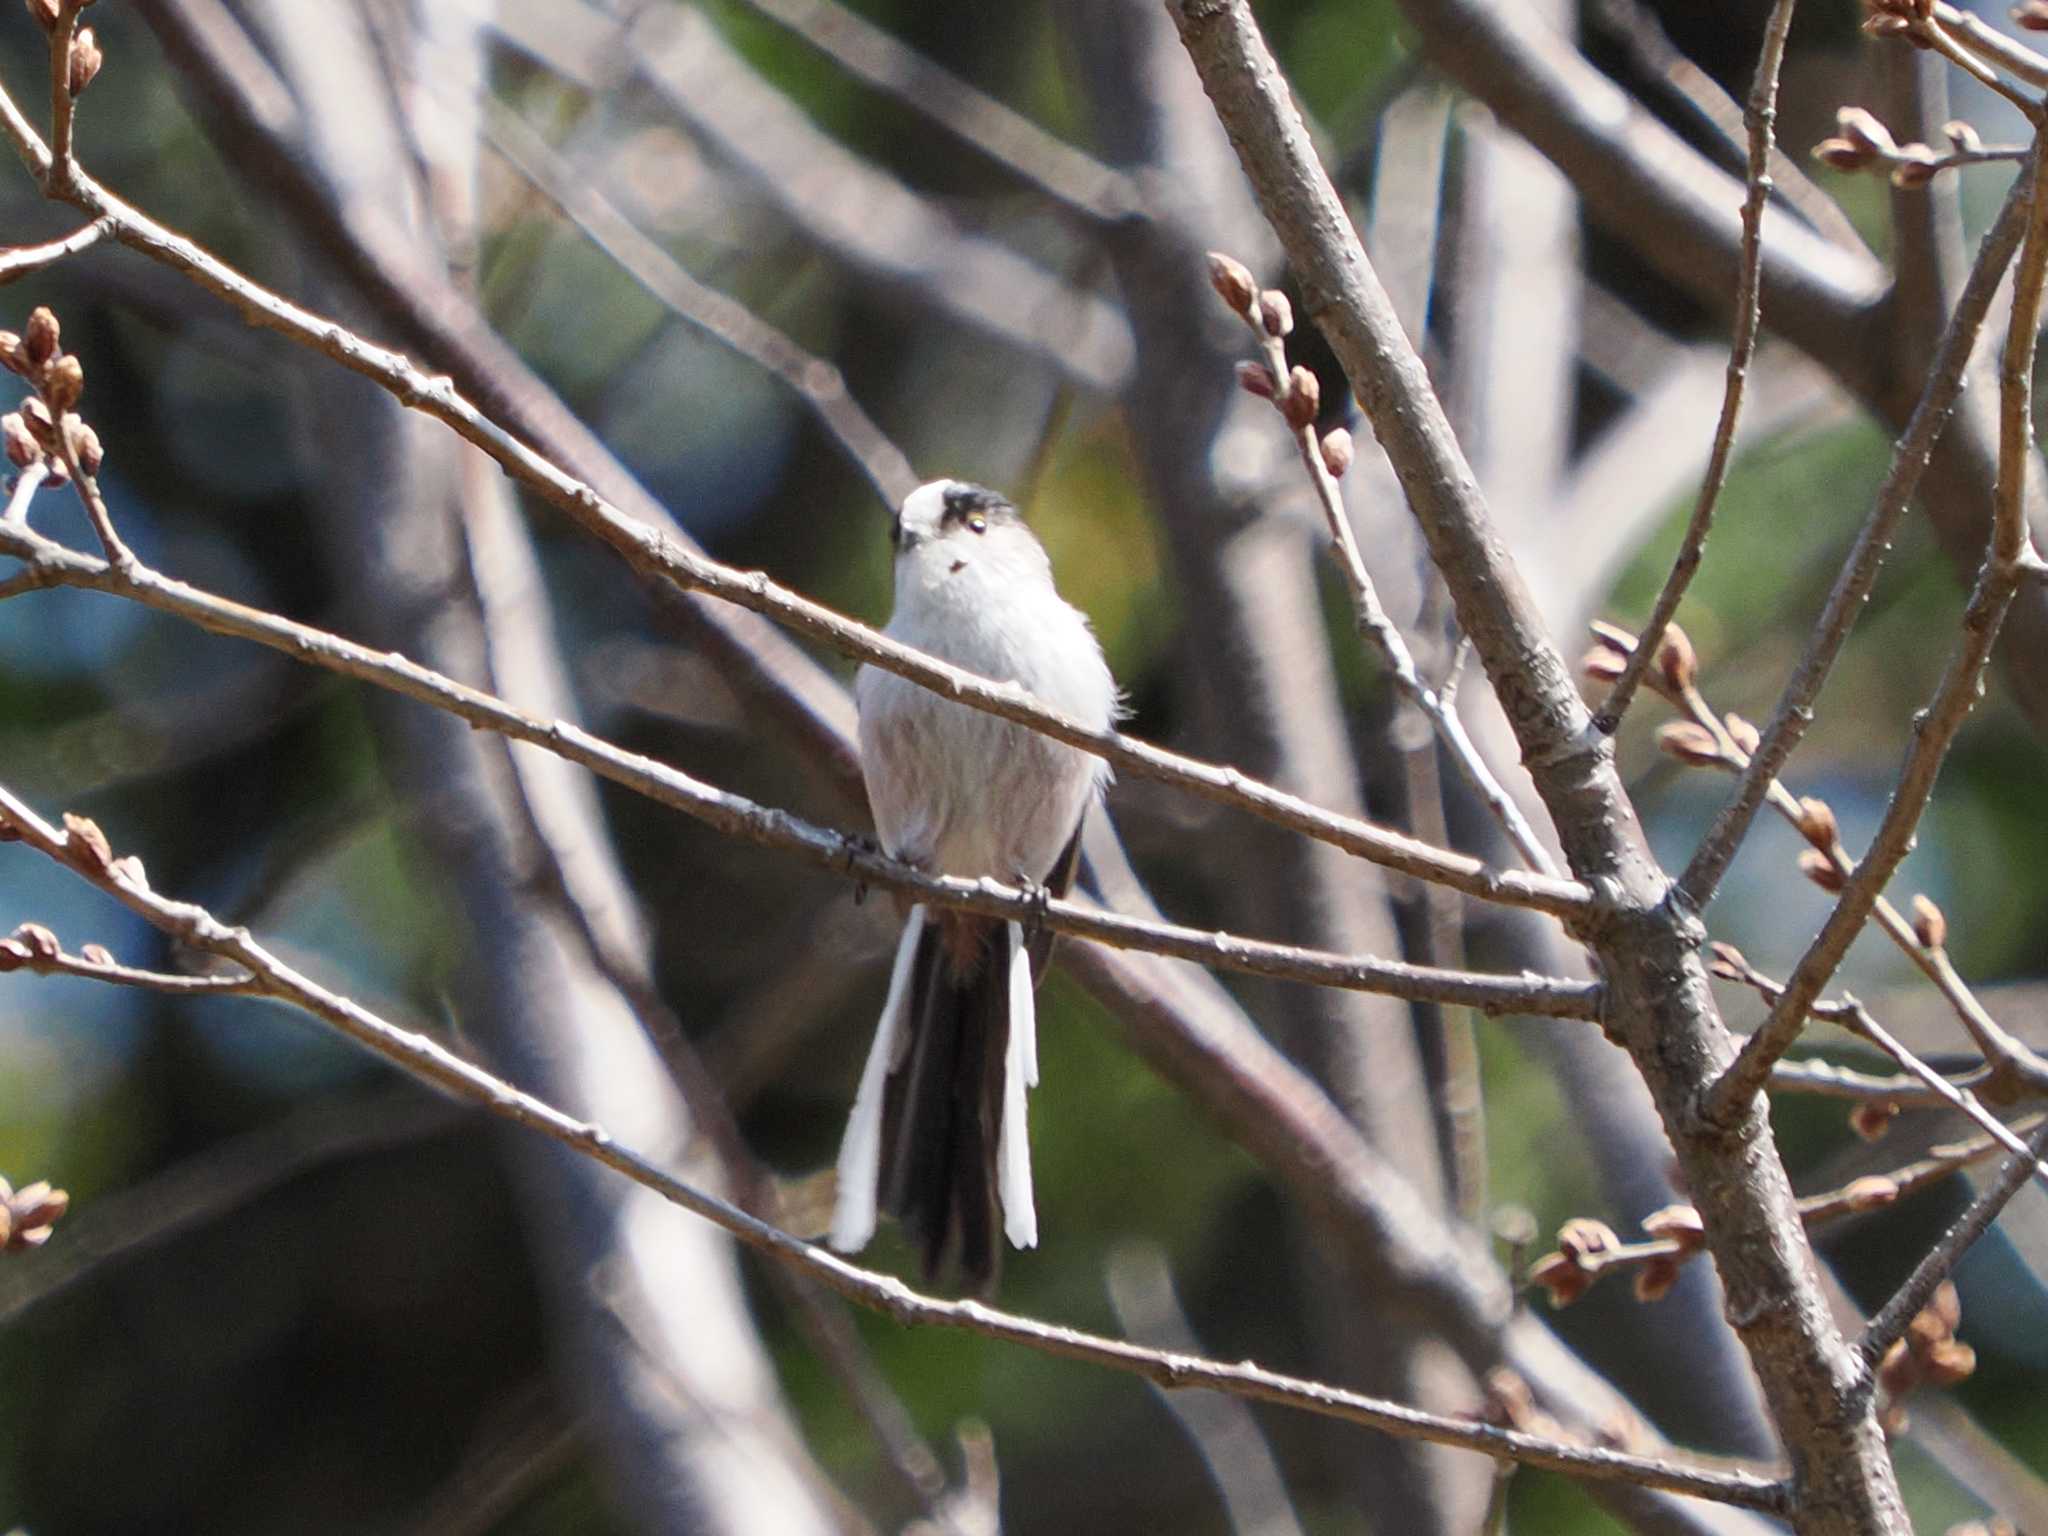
<box><xmin>829</xmin><ymin>906</ymin><xmax>1036</xmax><ymax>1291</ymax></box>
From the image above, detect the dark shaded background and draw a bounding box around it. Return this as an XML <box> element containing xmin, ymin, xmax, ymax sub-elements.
<box><xmin>0</xmin><ymin>1</ymin><xmax>2044</xmax><ymax>1533</ymax></box>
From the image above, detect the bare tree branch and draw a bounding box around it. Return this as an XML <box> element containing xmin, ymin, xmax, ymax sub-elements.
<box><xmin>1594</xmin><ymin>0</ymin><xmax>1796</xmax><ymax>731</ymax></box>
<box><xmin>1707</xmin><ymin>134</ymin><xmax>2048</xmax><ymax>1120</ymax></box>
<box><xmin>0</xmin><ymin>780</ymin><xmax>1788</xmax><ymax>1515</ymax></box>
<box><xmin>0</xmin><ymin>514</ymin><xmax>1597</xmax><ymax>1018</ymax></box>
<box><xmin>1163</xmin><ymin>3</ymin><xmax>1909</xmax><ymax>1527</ymax></box>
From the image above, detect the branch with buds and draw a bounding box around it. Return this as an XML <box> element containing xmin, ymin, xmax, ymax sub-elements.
<box><xmin>0</xmin><ymin>780</ymin><xmax>1786</xmax><ymax>1515</ymax></box>
<box><xmin>1813</xmin><ymin>107</ymin><xmax>2026</xmax><ymax>187</ymax></box>
<box><xmin>1208</xmin><ymin>250</ymin><xmax>1561</xmax><ymax>879</ymax></box>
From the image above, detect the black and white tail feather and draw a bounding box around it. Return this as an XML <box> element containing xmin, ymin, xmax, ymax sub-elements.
<box><xmin>830</xmin><ymin>478</ymin><xmax>1116</xmax><ymax>1292</ymax></box>
<box><xmin>828</xmin><ymin>909</ymin><xmax>1039</xmax><ymax>1282</ymax></box>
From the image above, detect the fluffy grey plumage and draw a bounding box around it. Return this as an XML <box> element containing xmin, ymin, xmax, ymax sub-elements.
<box><xmin>831</xmin><ymin>479</ymin><xmax>1116</xmax><ymax>1289</ymax></box>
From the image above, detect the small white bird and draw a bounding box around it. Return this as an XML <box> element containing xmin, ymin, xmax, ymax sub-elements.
<box><xmin>830</xmin><ymin>479</ymin><xmax>1117</xmax><ymax>1291</ymax></box>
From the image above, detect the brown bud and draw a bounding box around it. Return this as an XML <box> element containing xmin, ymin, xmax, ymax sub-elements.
<box><xmin>1921</xmin><ymin>1337</ymin><xmax>1977</xmax><ymax>1386</ymax></box>
<box><xmin>1724</xmin><ymin>712</ymin><xmax>1761</xmax><ymax>756</ymax></box>
<box><xmin>1814</xmin><ymin>137</ymin><xmax>1876</xmax><ymax>172</ymax></box>
<box><xmin>1319</xmin><ymin>426</ymin><xmax>1354</xmax><ymax>479</ymax></box>
<box><xmin>61</xmin><ymin>811</ymin><xmax>113</xmax><ymax>875</ymax></box>
<box><xmin>112</xmin><ymin>853</ymin><xmax>147</xmax><ymax>889</ymax></box>
<box><xmin>1557</xmin><ymin>1217</ymin><xmax>1619</xmax><ymax>1262</ymax></box>
<box><xmin>23</xmin><ymin>307</ymin><xmax>59</xmax><ymax>370</ymax></box>
<box><xmin>43</xmin><ymin>354</ymin><xmax>82</xmax><ymax>414</ymax></box>
<box><xmin>1653</xmin><ymin>622</ymin><xmax>1697</xmax><ymax>696</ymax></box>
<box><xmin>79</xmin><ymin>942</ymin><xmax>113</xmax><ymax>967</ymax></box>
<box><xmin>1849</xmin><ymin>1099</ymin><xmax>1899</xmax><ymax>1141</ymax></box>
<box><xmin>1835</xmin><ymin>107</ymin><xmax>1900</xmax><ymax>158</ymax></box>
<box><xmin>1842</xmin><ymin>1174</ymin><xmax>1900</xmax><ymax>1212</ymax></box>
<box><xmin>0</xmin><ymin>938</ymin><xmax>31</xmax><ymax>972</ymax></box>
<box><xmin>1206</xmin><ymin>252</ymin><xmax>1256</xmax><ymax>316</ymax></box>
<box><xmin>1281</xmin><ymin>365</ymin><xmax>1320</xmax><ymax>431</ymax></box>
<box><xmin>2016</xmin><ymin>0</ymin><xmax>2048</xmax><ymax>29</ymax></box>
<box><xmin>1911</xmin><ymin>892</ymin><xmax>1947</xmax><ymax>951</ymax></box>
<box><xmin>0</xmin><ymin>331</ymin><xmax>23</xmax><ymax>377</ymax></box>
<box><xmin>1234</xmin><ymin>361</ymin><xmax>1276</xmax><ymax>400</ymax></box>
<box><xmin>66</xmin><ymin>26</ymin><xmax>100</xmax><ymax>96</ymax></box>
<box><xmin>1641</xmin><ymin>1203</ymin><xmax>1706</xmax><ymax>1256</ymax></box>
<box><xmin>2</xmin><ymin>412</ymin><xmax>39</xmax><ymax>469</ymax></box>
<box><xmin>1580</xmin><ymin>644</ymin><xmax>1626</xmax><ymax>684</ymax></box>
<box><xmin>1587</xmin><ymin>620</ymin><xmax>1636</xmax><ymax>658</ymax></box>
<box><xmin>1707</xmin><ymin>940</ymin><xmax>1748</xmax><ymax>981</ymax></box>
<box><xmin>19</xmin><ymin>395</ymin><xmax>57</xmax><ymax>453</ymax></box>
<box><xmin>1257</xmin><ymin>289</ymin><xmax>1293</xmax><ymax>338</ymax></box>
<box><xmin>1795</xmin><ymin>796</ymin><xmax>1840</xmax><ymax>851</ymax></box>
<box><xmin>11</xmin><ymin>922</ymin><xmax>59</xmax><ymax>962</ymax></box>
<box><xmin>1890</xmin><ymin>155</ymin><xmax>1940</xmax><ymax>190</ymax></box>
<box><xmin>1528</xmin><ymin>1250</ymin><xmax>1591</xmax><ymax>1308</ymax></box>
<box><xmin>1798</xmin><ymin>848</ymin><xmax>1845</xmax><ymax>891</ymax></box>
<box><xmin>1634</xmin><ymin>1255</ymin><xmax>1682</xmax><ymax>1303</ymax></box>
<box><xmin>66</xmin><ymin>416</ymin><xmax>100</xmax><ymax>475</ymax></box>
<box><xmin>1656</xmin><ymin>720</ymin><xmax>1727</xmax><ymax>768</ymax></box>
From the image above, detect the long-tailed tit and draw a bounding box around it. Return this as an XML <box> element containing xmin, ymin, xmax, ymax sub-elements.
<box><xmin>830</xmin><ymin>479</ymin><xmax>1117</xmax><ymax>1290</ymax></box>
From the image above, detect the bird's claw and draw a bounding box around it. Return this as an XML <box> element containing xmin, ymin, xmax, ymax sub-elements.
<box><xmin>840</xmin><ymin>831</ymin><xmax>881</xmax><ymax>904</ymax></box>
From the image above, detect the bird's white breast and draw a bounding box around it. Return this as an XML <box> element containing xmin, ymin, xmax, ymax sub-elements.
<box><xmin>857</xmin><ymin>527</ymin><xmax>1114</xmax><ymax>883</ymax></box>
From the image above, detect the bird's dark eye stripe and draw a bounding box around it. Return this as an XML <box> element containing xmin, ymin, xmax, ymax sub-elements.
<box><xmin>939</xmin><ymin>484</ymin><xmax>1011</xmax><ymax>530</ymax></box>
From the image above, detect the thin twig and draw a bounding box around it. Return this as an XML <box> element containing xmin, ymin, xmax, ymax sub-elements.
<box><xmin>0</xmin><ymin>69</ymin><xmax>1600</xmax><ymax>923</ymax></box>
<box><xmin>2</xmin><ymin>459</ymin><xmax>49</xmax><ymax>523</ymax></box>
<box><xmin>0</xmin><ymin>936</ymin><xmax>259</xmax><ymax>994</ymax></box>
<box><xmin>1706</xmin><ymin>135</ymin><xmax>2048</xmax><ymax>1123</ymax></box>
<box><xmin>1843</xmin><ymin>1002</ymin><xmax>2048</xmax><ymax>1189</ymax></box>
<box><xmin>0</xmin><ymin>213</ymin><xmax>109</xmax><ymax>284</ymax></box>
<box><xmin>1219</xmin><ymin>271</ymin><xmax>1561</xmax><ymax>878</ymax></box>
<box><xmin>1858</xmin><ymin>1117</ymin><xmax>2048</xmax><ymax>1374</ymax></box>
<box><xmin>0</xmin><ymin>782</ymin><xmax>1786</xmax><ymax>1515</ymax></box>
<box><xmin>1650</xmin><ymin>648</ymin><xmax>2048</xmax><ymax>1096</ymax></box>
<box><xmin>45</xmin><ymin>0</ymin><xmax>82</xmax><ymax>178</ymax></box>
<box><xmin>1678</xmin><ymin>159</ymin><xmax>2034</xmax><ymax>909</ymax></box>
<box><xmin>1587</xmin><ymin>0</ymin><xmax>1867</xmax><ymax>253</ymax></box>
<box><xmin>0</xmin><ymin>524</ymin><xmax>1598</xmax><ymax>1018</ymax></box>
<box><xmin>1595</xmin><ymin>0</ymin><xmax>1795</xmax><ymax>732</ymax></box>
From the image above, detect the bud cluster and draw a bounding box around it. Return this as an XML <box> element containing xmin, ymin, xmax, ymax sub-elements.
<box><xmin>1207</xmin><ymin>250</ymin><xmax>1355</xmax><ymax>482</ymax></box>
<box><xmin>1813</xmin><ymin>106</ymin><xmax>2005</xmax><ymax>190</ymax></box>
<box><xmin>1876</xmin><ymin>1281</ymin><xmax>1976</xmax><ymax>1434</ymax></box>
<box><xmin>0</xmin><ymin>305</ymin><xmax>103</xmax><ymax>488</ymax></box>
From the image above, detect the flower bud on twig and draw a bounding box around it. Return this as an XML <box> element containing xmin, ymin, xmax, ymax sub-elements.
<box><xmin>1655</xmin><ymin>721</ymin><xmax>1726</xmax><ymax>768</ymax></box>
<box><xmin>23</xmin><ymin>307</ymin><xmax>59</xmax><ymax>371</ymax></box>
<box><xmin>44</xmin><ymin>354</ymin><xmax>83</xmax><ymax>414</ymax></box>
<box><xmin>1798</xmin><ymin>848</ymin><xmax>1846</xmax><ymax>892</ymax></box>
<box><xmin>1911</xmin><ymin>892</ymin><xmax>1947</xmax><ymax>951</ymax></box>
<box><xmin>1234</xmin><ymin>361</ymin><xmax>1276</xmax><ymax>400</ymax></box>
<box><xmin>1281</xmin><ymin>365</ymin><xmax>1320</xmax><ymax>431</ymax></box>
<box><xmin>1206</xmin><ymin>252</ymin><xmax>1256</xmax><ymax>317</ymax></box>
<box><xmin>66</xmin><ymin>26</ymin><xmax>100</xmax><ymax>97</ymax></box>
<box><xmin>1319</xmin><ymin>427</ymin><xmax>1353</xmax><ymax>479</ymax></box>
<box><xmin>1257</xmin><ymin>289</ymin><xmax>1292</xmax><ymax>338</ymax></box>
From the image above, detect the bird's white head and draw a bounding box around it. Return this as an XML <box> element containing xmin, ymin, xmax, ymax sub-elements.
<box><xmin>891</xmin><ymin>478</ymin><xmax>1049</xmax><ymax>590</ymax></box>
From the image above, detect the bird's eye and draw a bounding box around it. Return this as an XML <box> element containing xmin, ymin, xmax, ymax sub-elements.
<box><xmin>967</xmin><ymin>514</ymin><xmax>988</xmax><ymax>535</ymax></box>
